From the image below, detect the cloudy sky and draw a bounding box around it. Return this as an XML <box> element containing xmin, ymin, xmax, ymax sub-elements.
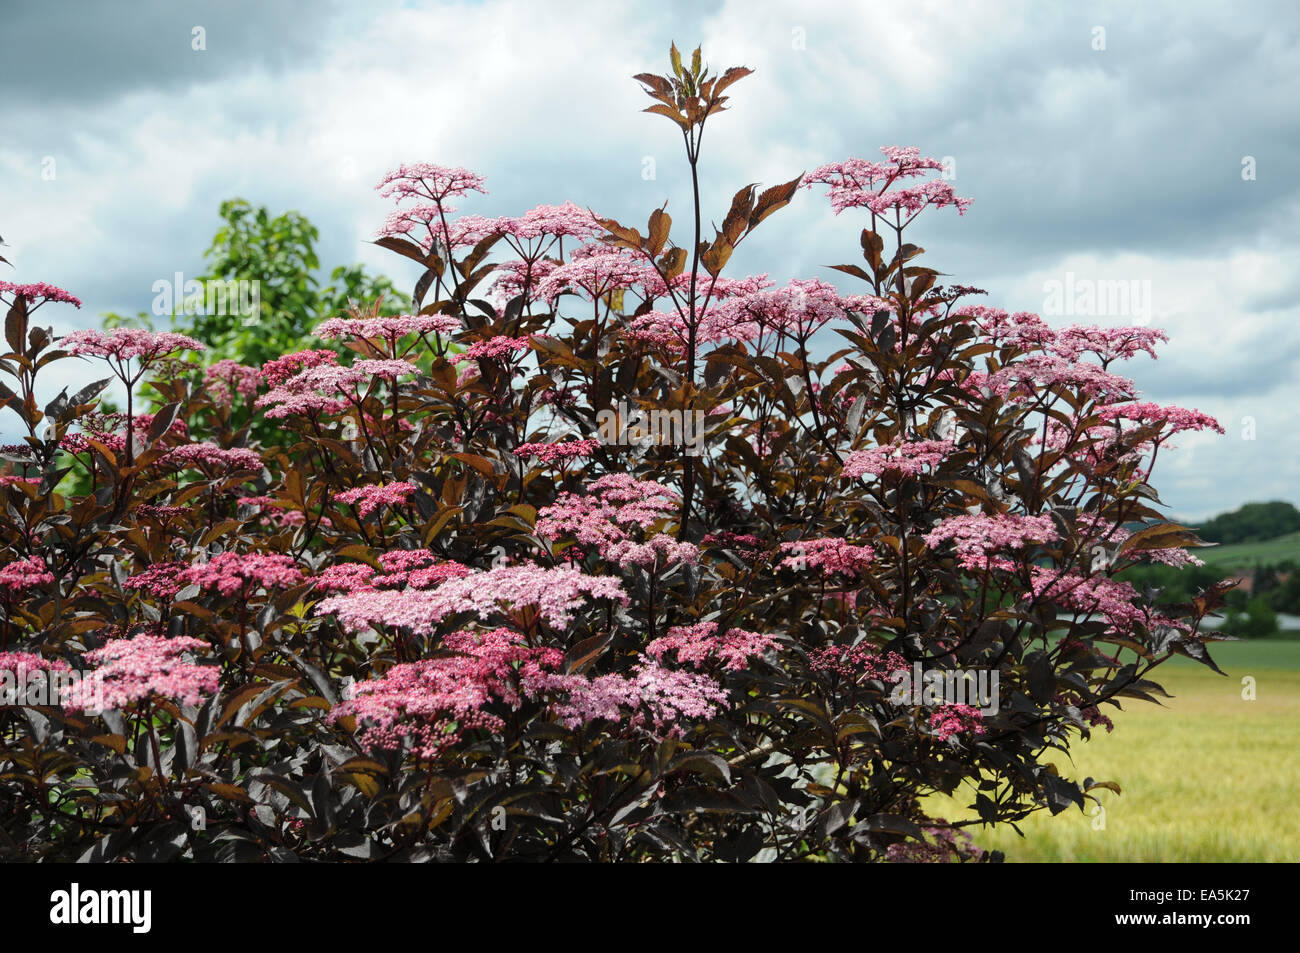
<box><xmin>1</xmin><ymin>0</ymin><xmax>1297</xmax><ymax>521</ymax></box>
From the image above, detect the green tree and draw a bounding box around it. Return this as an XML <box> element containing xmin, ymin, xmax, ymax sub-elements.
<box><xmin>1223</xmin><ymin>596</ymin><xmax>1279</xmax><ymax>638</ymax></box>
<box><xmin>186</xmin><ymin>199</ymin><xmax>409</xmax><ymax>367</ymax></box>
<box><xmin>1268</xmin><ymin>564</ymin><xmax>1300</xmax><ymax>614</ymax></box>
<box><xmin>1197</xmin><ymin>500</ymin><xmax>1300</xmax><ymax>545</ymax></box>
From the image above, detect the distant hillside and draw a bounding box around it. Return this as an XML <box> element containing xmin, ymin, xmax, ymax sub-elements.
<box><xmin>1196</xmin><ymin>531</ymin><xmax>1300</xmax><ymax>571</ymax></box>
<box><xmin>1193</xmin><ymin>501</ymin><xmax>1300</xmax><ymax>545</ymax></box>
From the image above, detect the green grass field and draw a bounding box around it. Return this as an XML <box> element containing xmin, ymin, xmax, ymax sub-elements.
<box><xmin>927</xmin><ymin>640</ymin><xmax>1300</xmax><ymax>861</ymax></box>
<box><xmin>1196</xmin><ymin>531</ymin><xmax>1300</xmax><ymax>570</ymax></box>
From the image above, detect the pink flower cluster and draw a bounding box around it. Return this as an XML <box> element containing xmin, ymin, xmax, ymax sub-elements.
<box><xmin>328</xmin><ymin>627</ymin><xmax>563</xmax><ymax>760</ymax></box>
<box><xmin>0</xmin><ymin>556</ymin><xmax>55</xmax><ymax>592</ymax></box>
<box><xmin>923</xmin><ymin>513</ymin><xmax>1058</xmax><ymax>571</ymax></box>
<box><xmin>645</xmin><ymin>621</ymin><xmax>776</xmax><ymax>671</ymax></box>
<box><xmin>805</xmin><ymin>147</ymin><xmax>971</xmax><ymax>219</ymax></box>
<box><xmin>313</xmin><ymin>552</ymin><xmax>471</xmax><ymax>595</ymax></box>
<box><xmin>464</xmin><ymin>336</ymin><xmax>532</xmax><ymax>361</ymax></box>
<box><xmin>261</xmin><ymin>349</ymin><xmax>339</xmax><ymax>388</ymax></box>
<box><xmin>161</xmin><ymin>442</ymin><xmax>263</xmax><ymax>473</ymax></box>
<box><xmin>885</xmin><ymin>823</ymin><xmax>985</xmax><ymax>863</ymax></box>
<box><xmin>123</xmin><ymin>562</ymin><xmax>187</xmax><ymax>600</ymax></box>
<box><xmin>928</xmin><ymin>704</ymin><xmax>986</xmax><ymax>741</ymax></box>
<box><xmin>256</xmin><ymin>358</ymin><xmax>415</xmax><ymax>419</ymax></box>
<box><xmin>623</xmin><ymin>274</ymin><xmax>777</xmax><ymax>348</ymax></box>
<box><xmin>779</xmin><ymin>538</ymin><xmax>876</xmax><ymax>576</ymax></box>
<box><xmin>537</xmin><ymin>474</ymin><xmax>697</xmax><ymax>569</ymax></box>
<box><xmin>984</xmin><ymin>355</ymin><xmax>1136</xmax><ymax>403</ymax></box>
<box><xmin>378</xmin><ymin>207</ymin><xmax>503</xmax><ymax>251</ymax></box>
<box><xmin>490</xmin><ymin>258</ymin><xmax>561</xmax><ymax>303</ymax></box>
<box><xmin>375</xmin><ymin>550</ymin><xmax>471</xmax><ymax>588</ymax></box>
<box><xmin>809</xmin><ymin>643</ymin><xmax>907</xmax><ymax>685</ymax></box>
<box><xmin>1097</xmin><ymin>402</ymin><xmax>1224</xmax><ymax>436</ymax></box>
<box><xmin>376</xmin><ymin>163</ymin><xmax>487</xmax><ymax>204</ymax></box>
<box><xmin>513</xmin><ymin>438</ymin><xmax>601</xmax><ymax>463</ymax></box>
<box><xmin>1025</xmin><ymin>567</ymin><xmax>1144</xmax><ymax>634</ymax></box>
<box><xmin>533</xmin><ymin>660</ymin><xmax>729</xmax><ymax>737</ymax></box>
<box><xmin>505</xmin><ymin>202</ymin><xmax>601</xmax><ymax>241</ymax></box>
<box><xmin>842</xmin><ymin>439</ymin><xmax>955</xmax><ymax>479</ymax></box>
<box><xmin>315</xmin><ymin>563</ymin><xmax>383</xmax><ymax>593</ymax></box>
<box><xmin>333</xmin><ymin>481</ymin><xmax>416</xmax><ymax>517</ymax></box>
<box><xmin>63</xmin><ymin>635</ymin><xmax>218</xmax><ymax>710</ymax></box>
<box><xmin>61</xmin><ymin>328</ymin><xmax>203</xmax><ymax>363</ymax></box>
<box><xmin>314</xmin><ymin>313</ymin><xmax>461</xmax><ymax>342</ymax></box>
<box><xmin>1050</xmin><ymin>325</ymin><xmax>1168</xmax><ymax>363</ymax></box>
<box><xmin>955</xmin><ymin>306</ymin><xmax>1054</xmax><ymax>350</ymax></box>
<box><xmin>180</xmin><ymin>552</ymin><xmax>304</xmax><ymax>598</ymax></box>
<box><xmin>709</xmin><ymin>278</ymin><xmax>850</xmax><ymax>341</ymax></box>
<box><xmin>536</xmin><ymin>246</ymin><xmax>654</xmax><ymax>303</ymax></box>
<box><xmin>0</xmin><ymin>281</ymin><xmax>82</xmax><ymax>309</ymax></box>
<box><xmin>0</xmin><ymin>651</ymin><xmax>71</xmax><ymax>678</ymax></box>
<box><xmin>204</xmin><ymin>360</ymin><xmax>261</xmax><ymax>407</ymax></box>
<box><xmin>1055</xmin><ymin>692</ymin><xmax>1116</xmax><ymax>733</ymax></box>
<box><xmin>317</xmin><ymin>562</ymin><xmax>627</xmax><ymax>635</ymax></box>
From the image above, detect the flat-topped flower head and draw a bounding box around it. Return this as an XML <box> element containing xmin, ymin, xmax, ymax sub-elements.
<box><xmin>538</xmin><ymin>474</ymin><xmax>696</xmax><ymax>569</ymax></box>
<box><xmin>0</xmin><ymin>651</ymin><xmax>71</xmax><ymax>678</ymax></box>
<box><xmin>376</xmin><ymin>163</ymin><xmax>487</xmax><ymax>204</ymax></box>
<box><xmin>316</xmin><ymin>562</ymin><xmax>627</xmax><ymax>636</ymax></box>
<box><xmin>0</xmin><ymin>281</ymin><xmax>82</xmax><ymax>310</ymax></box>
<box><xmin>160</xmin><ymin>442</ymin><xmax>263</xmax><ymax>474</ymax></box>
<box><xmin>535</xmin><ymin>246</ymin><xmax>655</xmax><ymax>302</ymax></box>
<box><xmin>1097</xmin><ymin>402</ymin><xmax>1224</xmax><ymax>436</ymax></box>
<box><xmin>327</xmin><ymin>626</ymin><xmax>563</xmax><ymax>760</ymax></box>
<box><xmin>333</xmin><ymin>482</ymin><xmax>416</xmax><ymax>518</ymax></box>
<box><xmin>204</xmin><ymin>360</ymin><xmax>261</xmax><ymax>407</ymax></box>
<box><xmin>985</xmin><ymin>355</ymin><xmax>1136</xmax><ymax>403</ymax></box>
<box><xmin>923</xmin><ymin>513</ymin><xmax>1058</xmax><ymax>571</ymax></box>
<box><xmin>810</xmin><ymin>644</ymin><xmax>907</xmax><ymax>684</ymax></box>
<box><xmin>180</xmin><ymin>552</ymin><xmax>303</xmax><ymax>598</ymax></box>
<box><xmin>123</xmin><ymin>562</ymin><xmax>187</xmax><ymax>600</ymax></box>
<box><xmin>64</xmin><ymin>635</ymin><xmax>217</xmax><ymax>711</ymax></box>
<box><xmin>314</xmin><ymin>562</ymin><xmax>378</xmax><ymax>594</ymax></box>
<box><xmin>1050</xmin><ymin>326</ymin><xmax>1169</xmax><ymax>363</ymax></box>
<box><xmin>314</xmin><ymin>313</ymin><xmax>461</xmax><ymax>342</ymax></box>
<box><xmin>489</xmin><ymin>258</ymin><xmax>560</xmax><ymax>303</ymax></box>
<box><xmin>261</xmin><ymin>348</ymin><xmax>338</xmax><ymax>388</ymax></box>
<box><xmin>0</xmin><ymin>556</ymin><xmax>55</xmax><ymax>592</ymax></box>
<box><xmin>503</xmin><ymin>202</ymin><xmax>601</xmax><ymax>242</ymax></box>
<box><xmin>780</xmin><ymin>538</ymin><xmax>876</xmax><ymax>576</ymax></box>
<box><xmin>842</xmin><ymin>439</ymin><xmax>955</xmax><ymax>479</ymax></box>
<box><xmin>1025</xmin><ymin>567</ymin><xmax>1145</xmax><ymax>635</ymax></box>
<box><xmin>532</xmin><ymin>660</ymin><xmax>729</xmax><ymax>737</ymax></box>
<box><xmin>806</xmin><ymin>147</ymin><xmax>971</xmax><ymax>218</ymax></box>
<box><xmin>377</xmin><ymin>207</ymin><xmax>505</xmax><ymax>252</ymax></box>
<box><xmin>464</xmin><ymin>335</ymin><xmax>532</xmax><ymax>361</ymax></box>
<box><xmin>61</xmin><ymin>328</ymin><xmax>203</xmax><ymax>365</ymax></box>
<box><xmin>646</xmin><ymin>622</ymin><xmax>777</xmax><ymax>671</ymax></box>
<box><xmin>256</xmin><ymin>358</ymin><xmax>415</xmax><ymax>419</ymax></box>
<box><xmin>929</xmin><ymin>703</ymin><xmax>986</xmax><ymax>741</ymax></box>
<box><xmin>513</xmin><ymin>438</ymin><xmax>601</xmax><ymax>464</ymax></box>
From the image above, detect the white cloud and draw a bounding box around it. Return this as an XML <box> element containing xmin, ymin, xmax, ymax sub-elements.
<box><xmin>1</xmin><ymin>0</ymin><xmax>1297</xmax><ymax>520</ymax></box>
